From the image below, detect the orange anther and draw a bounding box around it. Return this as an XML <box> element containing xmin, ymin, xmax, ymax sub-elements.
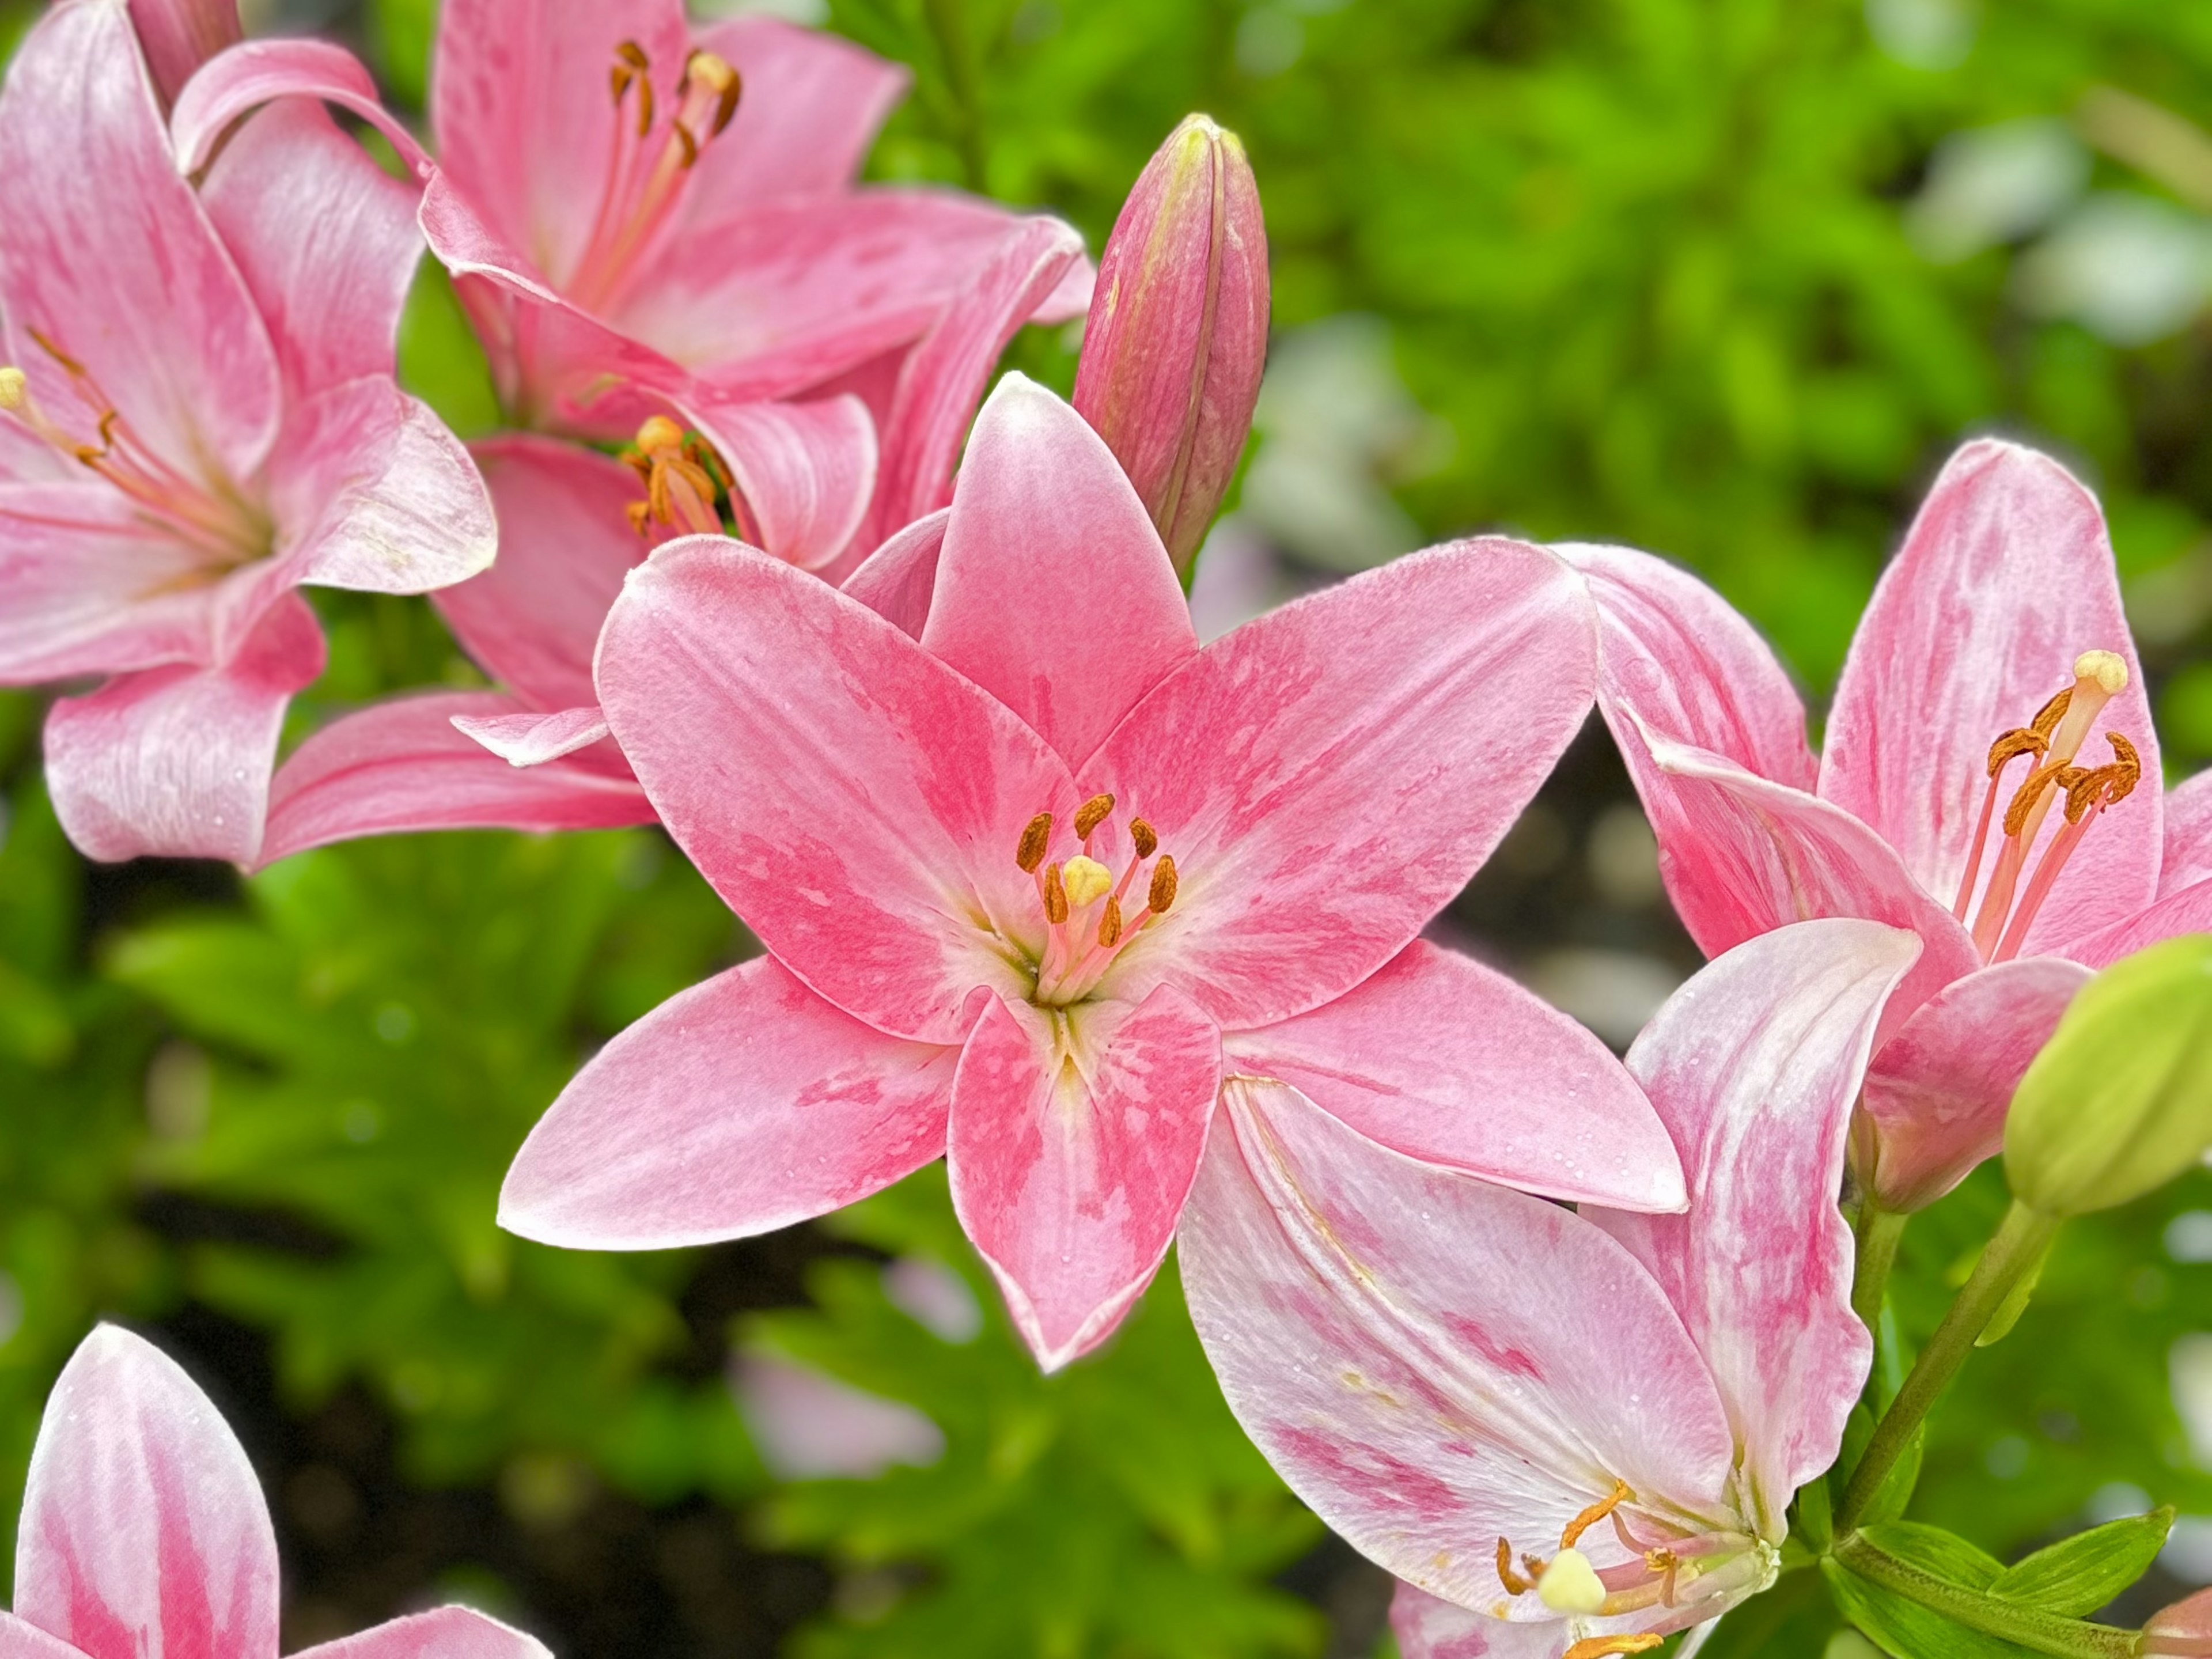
<box><xmin>1562</xmin><ymin>1638</ymin><xmax>1663</xmax><ymax>1659</ymax></box>
<box><xmin>1129</xmin><ymin>818</ymin><xmax>1158</xmax><ymax>858</ymax></box>
<box><xmin>1043</xmin><ymin>863</ymin><xmax>1069</xmax><ymax>925</ymax></box>
<box><xmin>1016</xmin><ymin>813</ymin><xmax>1053</xmax><ymax>873</ymax></box>
<box><xmin>1098</xmin><ymin>896</ymin><xmax>1124</xmax><ymax>948</ymax></box>
<box><xmin>1560</xmin><ymin>1480</ymin><xmax>1633</xmax><ymax>1551</ymax></box>
<box><xmin>1074</xmin><ymin>793</ymin><xmax>1115</xmax><ymax>838</ymax></box>
<box><xmin>1147</xmin><ymin>855</ymin><xmax>1178</xmax><ymax>915</ymax></box>
<box><xmin>1496</xmin><ymin>1538</ymin><xmax>1532</xmax><ymax>1597</ymax></box>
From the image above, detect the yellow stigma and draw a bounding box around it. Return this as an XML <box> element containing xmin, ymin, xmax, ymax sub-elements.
<box><xmin>1061</xmin><ymin>856</ymin><xmax>1113</xmax><ymax>909</ymax></box>
<box><xmin>0</xmin><ymin>366</ymin><xmax>25</xmax><ymax>410</ymax></box>
<box><xmin>2074</xmin><ymin>650</ymin><xmax>2128</xmax><ymax>695</ymax></box>
<box><xmin>635</xmin><ymin>414</ymin><xmax>686</xmax><ymax>453</ymax></box>
<box><xmin>1536</xmin><ymin>1548</ymin><xmax>1608</xmax><ymax>1615</ymax></box>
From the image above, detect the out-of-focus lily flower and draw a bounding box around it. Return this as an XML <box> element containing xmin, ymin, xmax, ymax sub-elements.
<box><xmin>1566</xmin><ymin>438</ymin><xmax>2212</xmax><ymax>1213</ymax></box>
<box><xmin>498</xmin><ymin>373</ymin><xmax>1681</xmax><ymax>1371</ymax></box>
<box><xmin>2147</xmin><ymin>1588</ymin><xmax>2212</xmax><ymax>1654</ymax></box>
<box><xmin>5</xmin><ymin>1325</ymin><xmax>549</xmax><ymax>1659</ymax></box>
<box><xmin>1182</xmin><ymin>919</ymin><xmax>1920</xmax><ymax>1658</ymax></box>
<box><xmin>1073</xmin><ymin>113</ymin><xmax>1268</xmax><ymax>577</ymax></box>
<box><xmin>0</xmin><ymin>0</ymin><xmax>493</xmax><ymax>864</ymax></box>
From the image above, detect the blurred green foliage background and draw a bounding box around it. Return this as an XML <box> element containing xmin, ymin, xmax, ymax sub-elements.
<box><xmin>8</xmin><ymin>0</ymin><xmax>2212</xmax><ymax>1654</ymax></box>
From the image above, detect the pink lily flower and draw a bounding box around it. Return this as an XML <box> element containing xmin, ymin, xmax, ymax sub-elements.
<box><xmin>0</xmin><ymin>0</ymin><xmax>494</xmax><ymax>864</ymax></box>
<box><xmin>126</xmin><ymin>0</ymin><xmax>239</xmax><ymax>107</ymax></box>
<box><xmin>1183</xmin><ymin>919</ymin><xmax>1921</xmax><ymax>1658</ymax></box>
<box><xmin>2148</xmin><ymin>1590</ymin><xmax>2212</xmax><ymax>1656</ymax></box>
<box><xmin>497</xmin><ymin>373</ymin><xmax>1684</xmax><ymax>1370</ymax></box>
<box><xmin>1566</xmin><ymin>438</ymin><xmax>2208</xmax><ymax>1213</ymax></box>
<box><xmin>5</xmin><ymin>1325</ymin><xmax>548</xmax><ymax>1659</ymax></box>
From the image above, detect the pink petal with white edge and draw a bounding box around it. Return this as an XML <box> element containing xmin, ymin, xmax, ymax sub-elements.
<box><xmin>2063</xmin><ymin>874</ymin><xmax>2212</xmax><ymax>969</ymax></box>
<box><xmin>501</xmin><ymin>956</ymin><xmax>956</xmax><ymax>1249</ymax></box>
<box><xmin>438</xmin><ymin>437</ymin><xmax>646</xmax><ymax>711</ymax></box>
<box><xmin>1097</xmin><ymin>539</ymin><xmax>1597</xmax><ymax>1031</ymax></box>
<box><xmin>685</xmin><ymin>393</ymin><xmax>876</xmax><ymax>572</ymax></box>
<box><xmin>266</xmin><ymin>378</ymin><xmax>497</xmax><ymax>594</ymax></box>
<box><xmin>257</xmin><ymin>691</ymin><xmax>652</xmax><ymax>866</ymax></box>
<box><xmin>1632</xmin><ymin>732</ymin><xmax>1978</xmax><ymax>1043</ymax></box>
<box><xmin>922</xmin><ymin>375</ymin><xmax>1196</xmax><ymax>767</ymax></box>
<box><xmin>128</xmin><ymin>0</ymin><xmax>239</xmax><ymax>108</ymax></box>
<box><xmin>596</xmin><ymin>538</ymin><xmax>1076</xmax><ymax>1043</ymax></box>
<box><xmin>0</xmin><ymin>483</ymin><xmax>218</xmax><ymax>680</ymax></box>
<box><xmin>0</xmin><ymin>1612</ymin><xmax>90</xmax><ymax>1659</ymax></box>
<box><xmin>1857</xmin><ymin>955</ymin><xmax>2090</xmax><ymax>1213</ymax></box>
<box><xmin>16</xmin><ymin>1325</ymin><xmax>279</xmax><ymax>1659</ymax></box>
<box><xmin>1224</xmin><ymin>941</ymin><xmax>1684</xmax><ymax>1210</ymax></box>
<box><xmin>1181</xmin><ymin>1079</ymin><xmax>1737</xmax><ymax>1612</ymax></box>
<box><xmin>1590</xmin><ymin>919</ymin><xmax>1917</xmax><ymax>1536</ymax></box>
<box><xmin>948</xmin><ymin>984</ymin><xmax>1221</xmax><ymax>1370</ymax></box>
<box><xmin>1821</xmin><ymin>440</ymin><xmax>2160</xmax><ymax>953</ymax></box>
<box><xmin>196</xmin><ymin>99</ymin><xmax>422</xmax><ymax>404</ymax></box>
<box><xmin>452</xmin><ymin>705</ymin><xmax>610</xmax><ymax>767</ymax></box>
<box><xmin>839</xmin><ymin>508</ymin><xmax>948</xmax><ymax>641</ymax></box>
<box><xmin>2162</xmin><ymin>767</ymin><xmax>2212</xmax><ymax>898</ymax></box>
<box><xmin>1563</xmin><ymin>540</ymin><xmax>1816</xmax><ymax>792</ymax></box>
<box><xmin>684</xmin><ymin>15</ymin><xmax>908</xmax><ymax>211</ymax></box>
<box><xmin>292</xmin><ymin>1608</ymin><xmax>551</xmax><ymax>1659</ymax></box>
<box><xmin>169</xmin><ymin>37</ymin><xmax>431</xmax><ymax>179</ymax></box>
<box><xmin>1391</xmin><ymin>1585</ymin><xmax>1569</xmax><ymax>1658</ymax></box>
<box><xmin>0</xmin><ymin>0</ymin><xmax>279</xmax><ymax>487</ymax></box>
<box><xmin>46</xmin><ymin>594</ymin><xmax>324</xmax><ymax>864</ymax></box>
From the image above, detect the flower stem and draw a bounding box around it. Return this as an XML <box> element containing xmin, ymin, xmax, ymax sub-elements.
<box><xmin>1836</xmin><ymin>1200</ymin><xmax>2061</xmax><ymax>1533</ymax></box>
<box><xmin>1832</xmin><ymin>1531</ymin><xmax>2138</xmax><ymax>1657</ymax></box>
<box><xmin>1851</xmin><ymin>1200</ymin><xmax>1908</xmax><ymax>1340</ymax></box>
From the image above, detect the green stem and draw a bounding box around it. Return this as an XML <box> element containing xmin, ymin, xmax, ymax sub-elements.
<box><xmin>1832</xmin><ymin>1532</ymin><xmax>2140</xmax><ymax>1658</ymax></box>
<box><xmin>1851</xmin><ymin>1201</ymin><xmax>1907</xmax><ymax>1339</ymax></box>
<box><xmin>923</xmin><ymin>0</ymin><xmax>990</xmax><ymax>191</ymax></box>
<box><xmin>1836</xmin><ymin>1200</ymin><xmax>2061</xmax><ymax>1533</ymax></box>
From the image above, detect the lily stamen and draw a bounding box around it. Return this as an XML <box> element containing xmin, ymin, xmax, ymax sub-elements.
<box><xmin>623</xmin><ymin>415</ymin><xmax>729</xmax><ymax>537</ymax></box>
<box><xmin>1993</xmin><ymin>732</ymin><xmax>2141</xmax><ymax>963</ymax></box>
<box><xmin>1015</xmin><ymin>798</ymin><xmax>1179</xmax><ymax>1006</ymax></box>
<box><xmin>1561</xmin><ymin>1480</ymin><xmax>1633</xmax><ymax>1550</ymax></box>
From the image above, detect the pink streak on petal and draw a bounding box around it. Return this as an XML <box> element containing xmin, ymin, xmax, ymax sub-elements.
<box><xmin>257</xmin><ymin>691</ymin><xmax>652</xmax><ymax>865</ymax></box>
<box><xmin>1391</xmin><ymin>1585</ymin><xmax>1569</xmax><ymax>1658</ymax></box>
<box><xmin>839</xmin><ymin>508</ymin><xmax>948</xmax><ymax>641</ymax></box>
<box><xmin>683</xmin><ymin>16</ymin><xmax>908</xmax><ymax>210</ymax></box>
<box><xmin>1590</xmin><ymin>919</ymin><xmax>1918</xmax><ymax>1536</ymax></box>
<box><xmin>1225</xmin><ymin>940</ymin><xmax>1684</xmax><ymax>1210</ymax></box>
<box><xmin>501</xmin><ymin>956</ymin><xmax>955</xmax><ymax>1248</ymax></box>
<box><xmin>1821</xmin><ymin>439</ymin><xmax>2160</xmax><ymax>954</ymax></box>
<box><xmin>291</xmin><ymin>1608</ymin><xmax>552</xmax><ymax>1659</ymax></box>
<box><xmin>1099</xmin><ymin>539</ymin><xmax>1596</xmax><ymax>1031</ymax></box>
<box><xmin>0</xmin><ymin>484</ymin><xmax>217</xmax><ymax>680</ymax></box>
<box><xmin>594</xmin><ymin>537</ymin><xmax>1075</xmax><ymax>1042</ymax></box>
<box><xmin>45</xmin><ymin>594</ymin><xmax>324</xmax><ymax>864</ymax></box>
<box><xmin>1858</xmin><ymin>956</ymin><xmax>2090</xmax><ymax>1212</ymax></box>
<box><xmin>685</xmin><ymin>393</ymin><xmax>876</xmax><ymax>573</ymax></box>
<box><xmin>451</xmin><ymin>705</ymin><xmax>610</xmax><ymax>767</ymax></box>
<box><xmin>169</xmin><ymin>38</ymin><xmax>431</xmax><ymax>179</ymax></box>
<box><xmin>17</xmin><ymin>1326</ymin><xmax>278</xmax><ymax>1659</ymax></box>
<box><xmin>1181</xmin><ymin>1079</ymin><xmax>1736</xmax><ymax>1612</ymax></box>
<box><xmin>128</xmin><ymin>0</ymin><xmax>240</xmax><ymax>109</ymax></box>
<box><xmin>2162</xmin><ymin>767</ymin><xmax>2212</xmax><ymax>898</ymax></box>
<box><xmin>922</xmin><ymin>375</ymin><xmax>1196</xmax><ymax>768</ymax></box>
<box><xmin>948</xmin><ymin>984</ymin><xmax>1221</xmax><ymax>1370</ymax></box>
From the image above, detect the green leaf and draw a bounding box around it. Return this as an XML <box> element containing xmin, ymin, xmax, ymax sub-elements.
<box><xmin>1823</xmin><ymin>1560</ymin><xmax>2037</xmax><ymax>1659</ymax></box>
<box><xmin>1990</xmin><ymin>1509</ymin><xmax>2174</xmax><ymax>1616</ymax></box>
<box><xmin>1858</xmin><ymin>1521</ymin><xmax>2005</xmax><ymax>1589</ymax></box>
<box><xmin>1864</xmin><ymin>1423</ymin><xmax>1927</xmax><ymax>1527</ymax></box>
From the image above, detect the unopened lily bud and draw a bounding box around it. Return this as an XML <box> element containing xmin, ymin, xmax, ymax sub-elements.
<box><xmin>2145</xmin><ymin>1588</ymin><xmax>2212</xmax><ymax>1655</ymax></box>
<box><xmin>1073</xmin><ymin>113</ymin><xmax>1268</xmax><ymax>578</ymax></box>
<box><xmin>2004</xmin><ymin>934</ymin><xmax>2212</xmax><ymax>1217</ymax></box>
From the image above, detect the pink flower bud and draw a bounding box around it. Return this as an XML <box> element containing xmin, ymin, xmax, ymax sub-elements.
<box><xmin>127</xmin><ymin>0</ymin><xmax>243</xmax><ymax>107</ymax></box>
<box><xmin>1073</xmin><ymin>113</ymin><xmax>1269</xmax><ymax>577</ymax></box>
<box><xmin>2146</xmin><ymin>1589</ymin><xmax>2212</xmax><ymax>1655</ymax></box>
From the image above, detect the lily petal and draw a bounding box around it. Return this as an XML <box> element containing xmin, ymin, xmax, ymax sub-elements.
<box><xmin>1589</xmin><ymin>919</ymin><xmax>1916</xmax><ymax>1535</ymax></box>
<box><xmin>1099</xmin><ymin>539</ymin><xmax>1596</xmax><ymax>1031</ymax></box>
<box><xmin>257</xmin><ymin>691</ymin><xmax>652</xmax><ymax>866</ymax></box>
<box><xmin>839</xmin><ymin>507</ymin><xmax>948</xmax><ymax>641</ymax></box>
<box><xmin>683</xmin><ymin>14</ymin><xmax>908</xmax><ymax>210</ymax></box>
<box><xmin>1391</xmin><ymin>1584</ymin><xmax>1573</xmax><ymax>1658</ymax></box>
<box><xmin>594</xmin><ymin>537</ymin><xmax>1076</xmax><ymax>1043</ymax></box>
<box><xmin>169</xmin><ymin>38</ymin><xmax>431</xmax><ymax>179</ymax></box>
<box><xmin>291</xmin><ymin>1609</ymin><xmax>550</xmax><ymax>1659</ymax></box>
<box><xmin>1181</xmin><ymin>1078</ymin><xmax>1736</xmax><ymax>1611</ymax></box>
<box><xmin>2162</xmin><ymin>767</ymin><xmax>2212</xmax><ymax>897</ymax></box>
<box><xmin>450</xmin><ymin>704</ymin><xmax>610</xmax><ymax>767</ymax></box>
<box><xmin>501</xmin><ymin>956</ymin><xmax>956</xmax><ymax>1248</ymax></box>
<box><xmin>16</xmin><ymin>1325</ymin><xmax>279</xmax><ymax>1659</ymax></box>
<box><xmin>128</xmin><ymin>0</ymin><xmax>240</xmax><ymax>109</ymax></box>
<box><xmin>685</xmin><ymin>393</ymin><xmax>876</xmax><ymax>573</ymax></box>
<box><xmin>948</xmin><ymin>983</ymin><xmax>1221</xmax><ymax>1370</ymax></box>
<box><xmin>0</xmin><ymin>1612</ymin><xmax>91</xmax><ymax>1659</ymax></box>
<box><xmin>45</xmin><ymin>593</ymin><xmax>324</xmax><ymax>864</ymax></box>
<box><xmin>1821</xmin><ymin>440</ymin><xmax>2160</xmax><ymax>953</ymax></box>
<box><xmin>2063</xmin><ymin>874</ymin><xmax>2212</xmax><ymax>969</ymax></box>
<box><xmin>1224</xmin><ymin>941</ymin><xmax>1684</xmax><ymax>1210</ymax></box>
<box><xmin>1857</xmin><ymin>956</ymin><xmax>2090</xmax><ymax>1212</ymax></box>
<box><xmin>922</xmin><ymin>375</ymin><xmax>1196</xmax><ymax>767</ymax></box>
<box><xmin>0</xmin><ymin>483</ymin><xmax>218</xmax><ymax>680</ymax></box>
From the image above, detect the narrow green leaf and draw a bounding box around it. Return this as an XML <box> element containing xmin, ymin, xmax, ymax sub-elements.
<box><xmin>1823</xmin><ymin>1560</ymin><xmax>2037</xmax><ymax>1659</ymax></box>
<box><xmin>1991</xmin><ymin>1509</ymin><xmax>2174</xmax><ymax>1616</ymax></box>
<box><xmin>1859</xmin><ymin>1521</ymin><xmax>2005</xmax><ymax>1589</ymax></box>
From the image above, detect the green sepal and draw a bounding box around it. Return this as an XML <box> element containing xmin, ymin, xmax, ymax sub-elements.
<box><xmin>1990</xmin><ymin>1507</ymin><xmax>2175</xmax><ymax>1616</ymax></box>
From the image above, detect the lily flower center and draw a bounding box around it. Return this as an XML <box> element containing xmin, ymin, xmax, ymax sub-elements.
<box><xmin>622</xmin><ymin>415</ymin><xmax>731</xmax><ymax>538</ymax></box>
<box><xmin>0</xmin><ymin>335</ymin><xmax>267</xmax><ymax>567</ymax></box>
<box><xmin>1952</xmin><ymin>650</ymin><xmax>2143</xmax><ymax>963</ymax></box>
<box><xmin>1013</xmin><ymin>793</ymin><xmax>1179</xmax><ymax>1008</ymax></box>
<box><xmin>566</xmin><ymin>43</ymin><xmax>743</xmax><ymax>310</ymax></box>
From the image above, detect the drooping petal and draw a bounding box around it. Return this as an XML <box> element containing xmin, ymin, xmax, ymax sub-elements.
<box><xmin>0</xmin><ymin>0</ymin><xmax>279</xmax><ymax>488</ymax></box>
<box><xmin>1181</xmin><ymin>1078</ymin><xmax>1737</xmax><ymax>1611</ymax></box>
<box><xmin>501</xmin><ymin>956</ymin><xmax>956</xmax><ymax>1248</ymax></box>
<box><xmin>265</xmin><ymin>378</ymin><xmax>497</xmax><ymax>594</ymax></box>
<box><xmin>16</xmin><ymin>1325</ymin><xmax>279</xmax><ymax>1659</ymax></box>
<box><xmin>169</xmin><ymin>38</ymin><xmax>431</xmax><ymax>179</ymax></box>
<box><xmin>948</xmin><ymin>984</ymin><xmax>1221</xmax><ymax>1370</ymax></box>
<box><xmin>436</xmin><ymin>436</ymin><xmax>645</xmax><ymax>711</ymax></box>
<box><xmin>921</xmin><ymin>374</ymin><xmax>1196</xmax><ymax>767</ymax></box>
<box><xmin>1820</xmin><ymin>440</ymin><xmax>2160</xmax><ymax>952</ymax></box>
<box><xmin>1588</xmin><ymin>920</ymin><xmax>1917</xmax><ymax>1536</ymax></box>
<box><xmin>685</xmin><ymin>393</ymin><xmax>876</xmax><ymax>572</ymax></box>
<box><xmin>128</xmin><ymin>0</ymin><xmax>239</xmax><ymax>109</ymax></box>
<box><xmin>196</xmin><ymin>100</ymin><xmax>421</xmax><ymax>403</ymax></box>
<box><xmin>863</xmin><ymin>215</ymin><xmax>1089</xmax><ymax>545</ymax></box>
<box><xmin>45</xmin><ymin>594</ymin><xmax>324</xmax><ymax>864</ymax></box>
<box><xmin>0</xmin><ymin>484</ymin><xmax>218</xmax><ymax>680</ymax></box>
<box><xmin>2162</xmin><ymin>767</ymin><xmax>2212</xmax><ymax>897</ymax></box>
<box><xmin>450</xmin><ymin>704</ymin><xmax>610</xmax><ymax>767</ymax></box>
<box><xmin>1562</xmin><ymin>541</ymin><xmax>1816</xmax><ymax>793</ymax></box>
<box><xmin>1224</xmin><ymin>941</ymin><xmax>1683</xmax><ymax>1210</ymax></box>
<box><xmin>595</xmin><ymin>537</ymin><xmax>1077</xmax><ymax>1042</ymax></box>
<box><xmin>839</xmin><ymin>507</ymin><xmax>948</xmax><ymax>640</ymax></box>
<box><xmin>683</xmin><ymin>15</ymin><xmax>908</xmax><ymax>210</ymax></box>
<box><xmin>2062</xmin><ymin>875</ymin><xmax>2212</xmax><ymax>969</ymax></box>
<box><xmin>291</xmin><ymin>1608</ymin><xmax>551</xmax><ymax>1659</ymax></box>
<box><xmin>257</xmin><ymin>691</ymin><xmax>652</xmax><ymax>865</ymax></box>
<box><xmin>1097</xmin><ymin>539</ymin><xmax>1597</xmax><ymax>1031</ymax></box>
<box><xmin>1857</xmin><ymin>956</ymin><xmax>2091</xmax><ymax>1213</ymax></box>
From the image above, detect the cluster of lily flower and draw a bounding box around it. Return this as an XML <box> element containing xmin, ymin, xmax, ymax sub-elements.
<box><xmin>6</xmin><ymin>1</ymin><xmax>2212</xmax><ymax>1656</ymax></box>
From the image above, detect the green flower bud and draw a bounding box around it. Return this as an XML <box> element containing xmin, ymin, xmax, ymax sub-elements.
<box><xmin>2003</xmin><ymin>934</ymin><xmax>2212</xmax><ymax>1217</ymax></box>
